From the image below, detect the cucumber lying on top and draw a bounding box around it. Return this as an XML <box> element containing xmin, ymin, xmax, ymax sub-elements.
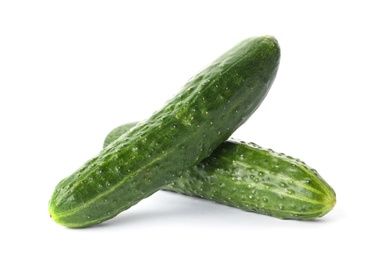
<box><xmin>49</xmin><ymin>35</ymin><xmax>281</xmax><ymax>228</ymax></box>
<box><xmin>104</xmin><ymin>123</ymin><xmax>336</xmax><ymax>220</ymax></box>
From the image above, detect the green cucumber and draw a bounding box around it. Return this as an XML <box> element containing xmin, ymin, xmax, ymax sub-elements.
<box><xmin>49</xmin><ymin>35</ymin><xmax>281</xmax><ymax>227</ymax></box>
<box><xmin>104</xmin><ymin>123</ymin><xmax>336</xmax><ymax>220</ymax></box>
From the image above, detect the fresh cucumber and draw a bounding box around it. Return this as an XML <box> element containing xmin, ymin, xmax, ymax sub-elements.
<box><xmin>49</xmin><ymin>35</ymin><xmax>281</xmax><ymax>227</ymax></box>
<box><xmin>104</xmin><ymin>123</ymin><xmax>336</xmax><ymax>220</ymax></box>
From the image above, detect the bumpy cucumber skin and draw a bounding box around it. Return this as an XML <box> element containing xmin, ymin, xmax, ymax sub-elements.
<box><xmin>104</xmin><ymin>123</ymin><xmax>336</xmax><ymax>220</ymax></box>
<box><xmin>49</xmin><ymin>36</ymin><xmax>281</xmax><ymax>227</ymax></box>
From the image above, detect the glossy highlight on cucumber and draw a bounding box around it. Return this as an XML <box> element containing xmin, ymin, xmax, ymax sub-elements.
<box><xmin>49</xmin><ymin>35</ymin><xmax>281</xmax><ymax>227</ymax></box>
<box><xmin>104</xmin><ymin>122</ymin><xmax>336</xmax><ymax>220</ymax></box>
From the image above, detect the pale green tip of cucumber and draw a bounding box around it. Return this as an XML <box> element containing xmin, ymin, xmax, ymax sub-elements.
<box><xmin>320</xmin><ymin>190</ymin><xmax>337</xmax><ymax>218</ymax></box>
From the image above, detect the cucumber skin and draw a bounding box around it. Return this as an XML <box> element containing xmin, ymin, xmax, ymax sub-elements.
<box><xmin>104</xmin><ymin>123</ymin><xmax>336</xmax><ymax>220</ymax></box>
<box><xmin>49</xmin><ymin>36</ymin><xmax>281</xmax><ymax>227</ymax></box>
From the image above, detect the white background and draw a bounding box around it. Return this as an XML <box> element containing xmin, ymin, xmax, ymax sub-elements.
<box><xmin>1</xmin><ymin>0</ymin><xmax>376</xmax><ymax>259</ymax></box>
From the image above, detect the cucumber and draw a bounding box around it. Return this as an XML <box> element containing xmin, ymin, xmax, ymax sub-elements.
<box><xmin>104</xmin><ymin>123</ymin><xmax>336</xmax><ymax>220</ymax></box>
<box><xmin>49</xmin><ymin>35</ymin><xmax>281</xmax><ymax>227</ymax></box>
